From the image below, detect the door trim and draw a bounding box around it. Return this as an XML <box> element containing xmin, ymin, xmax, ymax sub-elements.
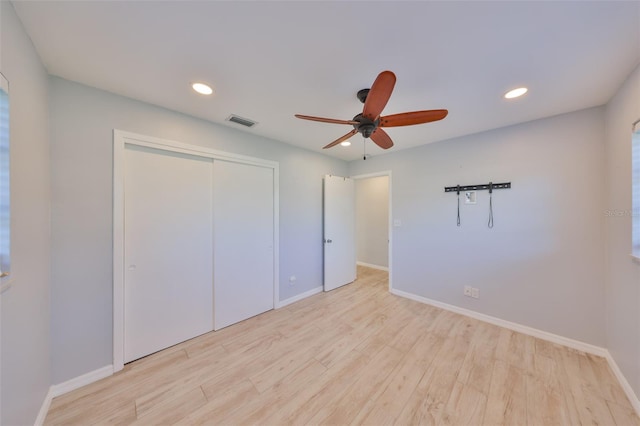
<box><xmin>112</xmin><ymin>130</ymin><xmax>280</xmax><ymax>372</ymax></box>
<box><xmin>351</xmin><ymin>171</ymin><xmax>392</xmax><ymax>293</ymax></box>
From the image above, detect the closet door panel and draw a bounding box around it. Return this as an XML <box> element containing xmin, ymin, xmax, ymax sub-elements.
<box><xmin>213</xmin><ymin>160</ymin><xmax>274</xmax><ymax>329</ymax></box>
<box><xmin>124</xmin><ymin>145</ymin><xmax>214</xmax><ymax>362</ymax></box>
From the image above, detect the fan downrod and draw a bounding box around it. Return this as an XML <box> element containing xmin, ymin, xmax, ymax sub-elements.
<box><xmin>356</xmin><ymin>89</ymin><xmax>370</xmax><ymax>104</ymax></box>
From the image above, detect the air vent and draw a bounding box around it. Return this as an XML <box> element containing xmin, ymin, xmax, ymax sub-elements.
<box><xmin>226</xmin><ymin>114</ymin><xmax>258</xmax><ymax>128</ymax></box>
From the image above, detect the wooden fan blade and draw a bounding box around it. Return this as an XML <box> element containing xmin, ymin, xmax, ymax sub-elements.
<box><xmin>295</xmin><ymin>114</ymin><xmax>358</xmax><ymax>125</ymax></box>
<box><xmin>362</xmin><ymin>71</ymin><xmax>396</xmax><ymax>120</ymax></box>
<box><xmin>323</xmin><ymin>129</ymin><xmax>358</xmax><ymax>149</ymax></box>
<box><xmin>370</xmin><ymin>128</ymin><xmax>394</xmax><ymax>150</ymax></box>
<box><xmin>380</xmin><ymin>109</ymin><xmax>448</xmax><ymax>127</ymax></box>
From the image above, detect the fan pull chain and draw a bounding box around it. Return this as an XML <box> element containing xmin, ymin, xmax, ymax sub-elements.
<box><xmin>363</xmin><ymin>136</ymin><xmax>367</xmax><ymax>160</ymax></box>
<box><xmin>456</xmin><ymin>185</ymin><xmax>461</xmax><ymax>227</ymax></box>
<box><xmin>488</xmin><ymin>182</ymin><xmax>494</xmax><ymax>228</ymax></box>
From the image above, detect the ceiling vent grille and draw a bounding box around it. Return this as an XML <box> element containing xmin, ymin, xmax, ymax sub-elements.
<box><xmin>226</xmin><ymin>114</ymin><xmax>257</xmax><ymax>128</ymax></box>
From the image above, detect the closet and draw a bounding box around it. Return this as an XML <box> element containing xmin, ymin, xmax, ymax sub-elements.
<box><xmin>114</xmin><ymin>133</ymin><xmax>276</xmax><ymax>364</ymax></box>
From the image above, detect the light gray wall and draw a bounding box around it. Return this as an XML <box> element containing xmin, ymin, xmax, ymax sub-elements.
<box><xmin>604</xmin><ymin>63</ymin><xmax>640</xmax><ymax>398</ymax></box>
<box><xmin>49</xmin><ymin>77</ymin><xmax>347</xmax><ymax>384</ymax></box>
<box><xmin>0</xmin><ymin>2</ymin><xmax>51</xmax><ymax>424</ymax></box>
<box><xmin>349</xmin><ymin>107</ymin><xmax>606</xmax><ymax>346</ymax></box>
<box><xmin>355</xmin><ymin>176</ymin><xmax>389</xmax><ymax>268</ymax></box>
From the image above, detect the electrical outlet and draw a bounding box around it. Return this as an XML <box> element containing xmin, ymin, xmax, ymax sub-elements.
<box><xmin>471</xmin><ymin>287</ymin><xmax>480</xmax><ymax>299</ymax></box>
<box><xmin>289</xmin><ymin>275</ymin><xmax>297</xmax><ymax>286</ymax></box>
<box><xmin>464</xmin><ymin>286</ymin><xmax>472</xmax><ymax>297</ymax></box>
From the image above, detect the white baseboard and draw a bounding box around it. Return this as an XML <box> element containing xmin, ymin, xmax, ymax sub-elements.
<box><xmin>34</xmin><ymin>365</ymin><xmax>114</xmax><ymax>425</ymax></box>
<box><xmin>357</xmin><ymin>261</ymin><xmax>389</xmax><ymax>272</ymax></box>
<box><xmin>34</xmin><ymin>388</ymin><xmax>53</xmax><ymax>426</ymax></box>
<box><xmin>277</xmin><ymin>286</ymin><xmax>323</xmax><ymax>308</ymax></box>
<box><xmin>605</xmin><ymin>351</ymin><xmax>640</xmax><ymax>416</ymax></box>
<box><xmin>389</xmin><ymin>288</ymin><xmax>608</xmax><ymax>357</ymax></box>
<box><xmin>50</xmin><ymin>365</ymin><xmax>114</xmax><ymax>398</ymax></box>
<box><xmin>392</xmin><ymin>287</ymin><xmax>640</xmax><ymax>417</ymax></box>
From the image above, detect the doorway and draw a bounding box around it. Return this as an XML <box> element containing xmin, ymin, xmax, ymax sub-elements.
<box><xmin>355</xmin><ymin>175</ymin><xmax>389</xmax><ymax>271</ymax></box>
<box><xmin>322</xmin><ymin>172</ymin><xmax>392</xmax><ymax>292</ymax></box>
<box><xmin>353</xmin><ymin>171</ymin><xmax>392</xmax><ymax>290</ymax></box>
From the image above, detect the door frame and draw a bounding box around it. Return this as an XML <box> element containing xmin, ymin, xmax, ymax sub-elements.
<box><xmin>112</xmin><ymin>130</ymin><xmax>280</xmax><ymax>372</ymax></box>
<box><xmin>351</xmin><ymin>171</ymin><xmax>393</xmax><ymax>292</ymax></box>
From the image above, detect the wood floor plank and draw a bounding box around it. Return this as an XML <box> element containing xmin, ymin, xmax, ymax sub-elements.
<box><xmin>559</xmin><ymin>347</ymin><xmax>618</xmax><ymax>425</ymax></box>
<box><xmin>585</xmin><ymin>352</ymin><xmax>632</xmax><ymax>403</ymax></box>
<box><xmin>261</xmin><ymin>349</ymin><xmax>373</xmax><ymax>425</ymax></box>
<box><xmin>308</xmin><ymin>344</ymin><xmax>405</xmax><ymax>425</ymax></box>
<box><xmin>174</xmin><ymin>379</ymin><xmax>259</xmax><ymax>425</ymax></box>
<box><xmin>393</xmin><ymin>321</ymin><xmax>472</xmax><ymax>426</ymax></box>
<box><xmin>534</xmin><ymin>335</ymin><xmax>559</xmax><ymax>359</ymax></box>
<box><xmin>457</xmin><ymin>322</ymin><xmax>500</xmax><ymax>395</ymax></box>
<box><xmin>131</xmin><ymin>387</ymin><xmax>207</xmax><ymax>425</ymax></box>
<box><xmin>312</xmin><ymin>324</ymin><xmax>375</xmax><ymax>368</ymax></box>
<box><xmin>46</xmin><ymin>349</ymin><xmax>213</xmax><ymax>425</ymax></box>
<box><xmin>102</xmin><ymin>345</ymin><xmax>230</xmax><ymax>420</ymax></box>
<box><xmin>607</xmin><ymin>400</ymin><xmax>640</xmax><ymax>426</ymax></box>
<box><xmin>483</xmin><ymin>360</ymin><xmax>527</xmax><ymax>426</ymax></box>
<box><xmin>220</xmin><ymin>328</ymin><xmax>284</xmax><ymax>355</ymax></box>
<box><xmin>552</xmin><ymin>346</ymin><xmax>583</xmax><ymax>426</ymax></box>
<box><xmin>248</xmin><ymin>322</ymin><xmax>352</xmax><ymax>393</ymax></box>
<box><xmin>525</xmin><ymin>358</ymin><xmax>572</xmax><ymax>426</ymax></box>
<box><xmin>216</xmin><ymin>358</ymin><xmax>327</xmax><ymax>424</ymax></box>
<box><xmin>45</xmin><ymin>348</ymin><xmax>189</xmax><ymax>423</ymax></box>
<box><xmin>495</xmin><ymin>328</ymin><xmax>535</xmax><ymax>372</ymax></box>
<box><xmin>440</xmin><ymin>380</ymin><xmax>488</xmax><ymax>426</ymax></box>
<box><xmin>198</xmin><ymin>324</ymin><xmax>330</xmax><ymax>397</ymax></box>
<box><xmin>354</xmin><ymin>352</ymin><xmax>427</xmax><ymax>425</ymax></box>
<box><xmin>46</xmin><ymin>397</ymin><xmax>137</xmax><ymax>426</ymax></box>
<box><xmin>386</xmin><ymin>314</ymin><xmax>430</xmax><ymax>353</ymax></box>
<box><xmin>44</xmin><ymin>266</ymin><xmax>637</xmax><ymax>425</ymax></box>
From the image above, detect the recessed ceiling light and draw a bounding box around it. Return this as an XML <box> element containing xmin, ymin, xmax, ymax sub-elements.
<box><xmin>192</xmin><ymin>82</ymin><xmax>213</xmax><ymax>95</ymax></box>
<box><xmin>340</xmin><ymin>141</ymin><xmax>351</xmax><ymax>147</ymax></box>
<box><xmin>504</xmin><ymin>87</ymin><xmax>528</xmax><ymax>99</ymax></box>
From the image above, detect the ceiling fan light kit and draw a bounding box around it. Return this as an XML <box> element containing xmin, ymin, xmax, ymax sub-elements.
<box><xmin>295</xmin><ymin>70</ymin><xmax>448</xmax><ymax>153</ymax></box>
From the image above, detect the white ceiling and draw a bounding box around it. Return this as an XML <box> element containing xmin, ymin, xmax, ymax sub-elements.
<box><xmin>12</xmin><ymin>1</ymin><xmax>640</xmax><ymax>161</ymax></box>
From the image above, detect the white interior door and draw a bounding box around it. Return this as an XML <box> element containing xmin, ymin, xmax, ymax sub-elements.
<box><xmin>324</xmin><ymin>175</ymin><xmax>356</xmax><ymax>291</ymax></box>
<box><xmin>124</xmin><ymin>145</ymin><xmax>214</xmax><ymax>362</ymax></box>
<box><xmin>213</xmin><ymin>160</ymin><xmax>274</xmax><ymax>330</ymax></box>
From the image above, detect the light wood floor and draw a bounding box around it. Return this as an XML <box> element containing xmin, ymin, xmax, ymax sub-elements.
<box><xmin>46</xmin><ymin>266</ymin><xmax>639</xmax><ymax>425</ymax></box>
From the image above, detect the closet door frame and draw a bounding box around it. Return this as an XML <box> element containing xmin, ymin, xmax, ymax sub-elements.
<box><xmin>112</xmin><ymin>130</ymin><xmax>279</xmax><ymax>372</ymax></box>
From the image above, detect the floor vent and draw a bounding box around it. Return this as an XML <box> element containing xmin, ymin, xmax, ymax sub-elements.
<box><xmin>226</xmin><ymin>114</ymin><xmax>258</xmax><ymax>128</ymax></box>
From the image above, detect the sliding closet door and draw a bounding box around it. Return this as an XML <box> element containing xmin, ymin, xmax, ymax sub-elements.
<box><xmin>124</xmin><ymin>145</ymin><xmax>214</xmax><ymax>362</ymax></box>
<box><xmin>213</xmin><ymin>160</ymin><xmax>274</xmax><ymax>330</ymax></box>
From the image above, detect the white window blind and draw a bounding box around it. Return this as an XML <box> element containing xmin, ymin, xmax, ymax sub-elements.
<box><xmin>0</xmin><ymin>73</ymin><xmax>9</xmax><ymax>278</ymax></box>
<box><xmin>632</xmin><ymin>119</ymin><xmax>640</xmax><ymax>257</ymax></box>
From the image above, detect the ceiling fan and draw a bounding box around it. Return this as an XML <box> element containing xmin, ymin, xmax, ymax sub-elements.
<box><xmin>295</xmin><ymin>70</ymin><xmax>448</xmax><ymax>151</ymax></box>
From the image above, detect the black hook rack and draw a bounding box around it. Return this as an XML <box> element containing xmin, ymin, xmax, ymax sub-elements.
<box><xmin>444</xmin><ymin>182</ymin><xmax>511</xmax><ymax>193</ymax></box>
